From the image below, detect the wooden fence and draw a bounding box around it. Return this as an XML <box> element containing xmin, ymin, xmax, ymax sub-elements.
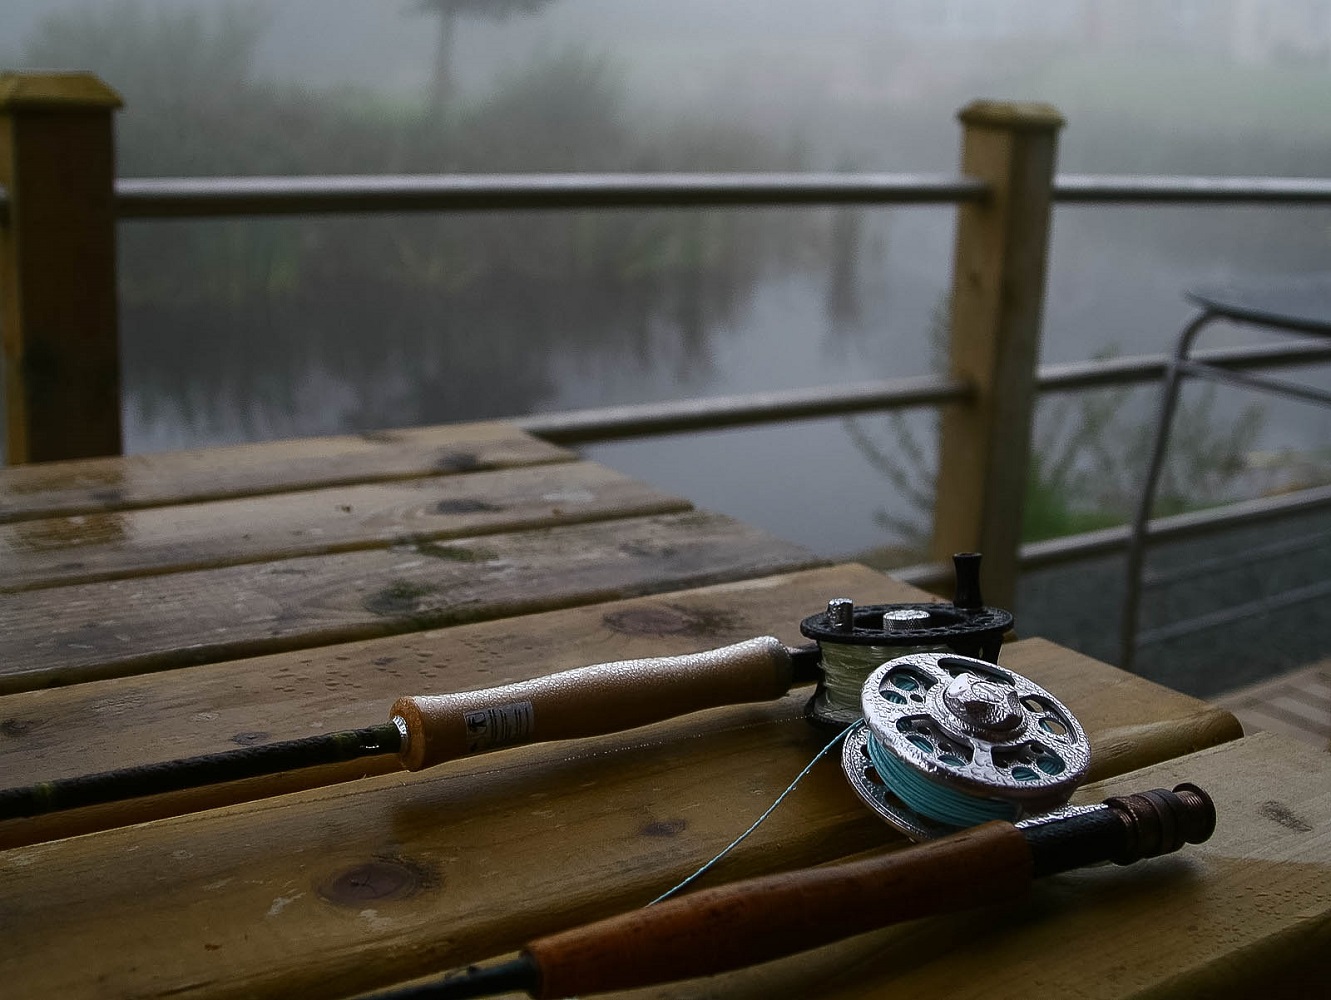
<box><xmin>3</xmin><ymin>70</ymin><xmax>1330</xmax><ymax>612</ymax></box>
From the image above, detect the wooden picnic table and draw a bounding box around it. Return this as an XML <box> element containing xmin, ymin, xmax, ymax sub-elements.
<box><xmin>0</xmin><ymin>421</ymin><xmax>1327</xmax><ymax>999</ymax></box>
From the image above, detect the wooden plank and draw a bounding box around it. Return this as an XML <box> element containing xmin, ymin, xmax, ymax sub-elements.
<box><xmin>0</xmin><ymin>511</ymin><xmax>824</xmax><ymax>693</ymax></box>
<box><xmin>0</xmin><ymin>633</ymin><xmax>1243</xmax><ymax>998</ymax></box>
<box><xmin>0</xmin><ymin>571</ymin><xmax>1238</xmax><ymax>847</ymax></box>
<box><xmin>0</xmin><ymin>420</ymin><xmax>569</xmax><ymax>523</ymax></box>
<box><xmin>1216</xmin><ymin>659</ymin><xmax>1331</xmax><ymax>707</ymax></box>
<box><xmin>0</xmin><ymin>564</ymin><xmax>927</xmax><ymax>847</ymax></box>
<box><xmin>626</xmin><ymin>732</ymin><xmax>1331</xmax><ymax>1000</ymax></box>
<box><xmin>0</xmin><ymin>461</ymin><xmax>691</xmax><ymax>592</ymax></box>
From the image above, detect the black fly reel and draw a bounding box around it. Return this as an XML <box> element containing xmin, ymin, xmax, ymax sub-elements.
<box><xmin>798</xmin><ymin>553</ymin><xmax>1013</xmax><ymax>728</ymax></box>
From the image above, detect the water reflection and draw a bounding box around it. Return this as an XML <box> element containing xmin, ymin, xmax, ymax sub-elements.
<box><xmin>120</xmin><ymin>206</ymin><xmax>810</xmax><ymax>445</ymax></box>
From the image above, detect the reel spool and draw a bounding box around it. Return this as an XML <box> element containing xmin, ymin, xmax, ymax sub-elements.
<box><xmin>799</xmin><ymin>552</ymin><xmax>1013</xmax><ymax>728</ymax></box>
<box><xmin>842</xmin><ymin>651</ymin><xmax>1090</xmax><ymax>841</ymax></box>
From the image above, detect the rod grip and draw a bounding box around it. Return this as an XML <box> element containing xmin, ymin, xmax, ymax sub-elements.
<box><xmin>524</xmin><ymin>821</ymin><xmax>1032</xmax><ymax>998</ymax></box>
<box><xmin>391</xmin><ymin>636</ymin><xmax>795</xmax><ymax>770</ymax></box>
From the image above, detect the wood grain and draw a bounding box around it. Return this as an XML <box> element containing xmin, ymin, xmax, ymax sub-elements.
<box><xmin>0</xmin><ymin>420</ymin><xmax>568</xmax><ymax>522</ymax></box>
<box><xmin>0</xmin><ymin>461</ymin><xmax>690</xmax><ymax>591</ymax></box>
<box><xmin>0</xmin><ymin>564</ymin><xmax>926</xmax><ymax>846</ymax></box>
<box><xmin>0</xmin><ymin>633</ymin><xmax>1249</xmax><ymax>999</ymax></box>
<box><xmin>0</xmin><ymin>511</ymin><xmax>823</xmax><ymax>693</ymax></box>
<box><xmin>997</xmin><ymin>638</ymin><xmax>1244</xmax><ymax>782</ymax></box>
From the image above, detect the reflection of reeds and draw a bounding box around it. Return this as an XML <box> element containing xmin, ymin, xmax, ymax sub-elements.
<box><xmin>25</xmin><ymin>3</ymin><xmax>820</xmax><ymax>445</ymax></box>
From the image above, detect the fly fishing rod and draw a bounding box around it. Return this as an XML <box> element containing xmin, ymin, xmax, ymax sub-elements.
<box><xmin>0</xmin><ymin>636</ymin><xmax>817</xmax><ymax>820</ymax></box>
<box><xmin>0</xmin><ymin>553</ymin><xmax>1008</xmax><ymax>822</ymax></box>
<box><xmin>362</xmin><ymin>783</ymin><xmax>1217</xmax><ymax>1000</ymax></box>
<box><xmin>363</xmin><ymin>634</ymin><xmax>1176</xmax><ymax>999</ymax></box>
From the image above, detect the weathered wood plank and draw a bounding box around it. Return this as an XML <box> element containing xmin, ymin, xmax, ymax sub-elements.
<box><xmin>0</xmin><ymin>633</ymin><xmax>1245</xmax><ymax>999</ymax></box>
<box><xmin>0</xmin><ymin>461</ymin><xmax>691</xmax><ymax>592</ymax></box>
<box><xmin>0</xmin><ymin>564</ymin><xmax>926</xmax><ymax>847</ymax></box>
<box><xmin>0</xmin><ymin>420</ymin><xmax>569</xmax><ymax>523</ymax></box>
<box><xmin>0</xmin><ymin>570</ymin><xmax>1238</xmax><ymax>849</ymax></box>
<box><xmin>0</xmin><ymin>511</ymin><xmax>824</xmax><ymax>693</ymax></box>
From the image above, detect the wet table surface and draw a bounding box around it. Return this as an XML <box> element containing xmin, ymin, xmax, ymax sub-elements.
<box><xmin>0</xmin><ymin>422</ymin><xmax>1326</xmax><ymax>999</ymax></box>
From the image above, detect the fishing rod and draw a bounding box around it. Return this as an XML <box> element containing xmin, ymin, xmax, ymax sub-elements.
<box><xmin>361</xmin><ymin>783</ymin><xmax>1217</xmax><ymax>1000</ymax></box>
<box><xmin>0</xmin><ymin>636</ymin><xmax>817</xmax><ymax>820</ymax></box>
<box><xmin>0</xmin><ymin>553</ymin><xmax>1007</xmax><ymax>822</ymax></box>
<box><xmin>363</xmin><ymin>622</ymin><xmax>1146</xmax><ymax>999</ymax></box>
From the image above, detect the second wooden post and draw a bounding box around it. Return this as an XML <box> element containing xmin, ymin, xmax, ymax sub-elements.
<box><xmin>929</xmin><ymin>100</ymin><xmax>1063</xmax><ymax>612</ymax></box>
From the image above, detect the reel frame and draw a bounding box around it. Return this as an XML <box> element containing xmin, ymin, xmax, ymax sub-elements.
<box><xmin>844</xmin><ymin>652</ymin><xmax>1091</xmax><ymax>841</ymax></box>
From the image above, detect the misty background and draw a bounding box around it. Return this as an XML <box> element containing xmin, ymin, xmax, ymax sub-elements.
<box><xmin>2</xmin><ymin>1</ymin><xmax>1329</xmax><ymax>684</ymax></box>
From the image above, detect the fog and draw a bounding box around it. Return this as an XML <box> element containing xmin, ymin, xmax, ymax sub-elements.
<box><xmin>2</xmin><ymin>0</ymin><xmax>1329</xmax><ymax>566</ymax></box>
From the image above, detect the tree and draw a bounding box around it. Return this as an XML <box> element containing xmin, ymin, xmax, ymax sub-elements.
<box><xmin>413</xmin><ymin>0</ymin><xmax>557</xmax><ymax>115</ymax></box>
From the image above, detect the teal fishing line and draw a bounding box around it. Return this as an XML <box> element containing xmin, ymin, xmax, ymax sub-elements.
<box><xmin>649</xmin><ymin>721</ymin><xmax>859</xmax><ymax>906</ymax></box>
<box><xmin>864</xmin><ymin>731</ymin><xmax>1019</xmax><ymax>827</ymax></box>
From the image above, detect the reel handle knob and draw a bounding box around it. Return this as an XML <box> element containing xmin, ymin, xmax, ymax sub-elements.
<box><xmin>390</xmin><ymin>636</ymin><xmax>795</xmax><ymax>770</ymax></box>
<box><xmin>952</xmin><ymin>551</ymin><xmax>984</xmax><ymax>610</ymax></box>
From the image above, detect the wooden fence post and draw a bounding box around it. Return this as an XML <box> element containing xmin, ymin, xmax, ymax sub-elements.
<box><xmin>0</xmin><ymin>72</ymin><xmax>123</xmax><ymax>464</ymax></box>
<box><xmin>929</xmin><ymin>100</ymin><xmax>1063</xmax><ymax>612</ymax></box>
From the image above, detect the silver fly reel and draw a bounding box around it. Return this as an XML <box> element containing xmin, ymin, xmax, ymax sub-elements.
<box><xmin>842</xmin><ymin>652</ymin><xmax>1091</xmax><ymax>841</ymax></box>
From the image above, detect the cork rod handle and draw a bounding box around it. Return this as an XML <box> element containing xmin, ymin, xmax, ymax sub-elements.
<box><xmin>391</xmin><ymin>636</ymin><xmax>795</xmax><ymax>770</ymax></box>
<box><xmin>526</xmin><ymin>821</ymin><xmax>1033</xmax><ymax>997</ymax></box>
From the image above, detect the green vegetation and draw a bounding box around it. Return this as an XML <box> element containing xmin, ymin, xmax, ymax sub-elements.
<box><xmin>846</xmin><ymin>297</ymin><xmax>1268</xmax><ymax>565</ymax></box>
<box><xmin>847</xmin><ymin>381</ymin><xmax>1265</xmax><ymax>566</ymax></box>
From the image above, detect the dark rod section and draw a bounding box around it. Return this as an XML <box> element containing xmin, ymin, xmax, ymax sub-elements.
<box><xmin>1025</xmin><ymin>784</ymin><xmax>1216</xmax><ymax>878</ymax></box>
<box><xmin>0</xmin><ymin>722</ymin><xmax>402</xmax><ymax>820</ymax></box>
